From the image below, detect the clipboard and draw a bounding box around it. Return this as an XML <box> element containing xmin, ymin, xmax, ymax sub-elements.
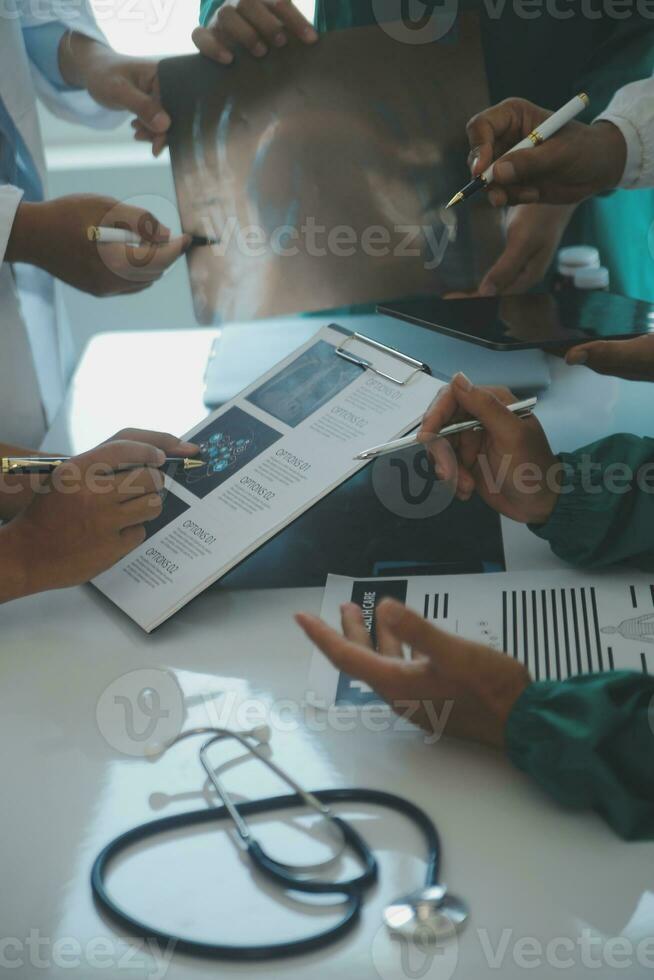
<box><xmin>333</xmin><ymin>331</ymin><xmax>431</xmax><ymax>386</ymax></box>
<box><xmin>91</xmin><ymin>323</ymin><xmax>445</xmax><ymax>631</ymax></box>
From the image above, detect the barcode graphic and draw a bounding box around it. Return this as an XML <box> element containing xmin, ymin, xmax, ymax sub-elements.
<box><xmin>425</xmin><ymin>593</ymin><xmax>449</xmax><ymax>621</ymax></box>
<box><xmin>501</xmin><ymin>587</ymin><xmax>608</xmax><ymax>681</ymax></box>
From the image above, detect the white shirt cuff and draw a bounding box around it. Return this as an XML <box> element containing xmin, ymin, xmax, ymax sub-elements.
<box><xmin>594</xmin><ymin>78</ymin><xmax>654</xmax><ymax>190</ymax></box>
<box><xmin>594</xmin><ymin>113</ymin><xmax>643</xmax><ymax>189</ymax></box>
<box><xmin>0</xmin><ymin>185</ymin><xmax>25</xmax><ymax>266</ymax></box>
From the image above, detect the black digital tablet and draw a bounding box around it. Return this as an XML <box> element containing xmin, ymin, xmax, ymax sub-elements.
<box><xmin>378</xmin><ymin>292</ymin><xmax>654</xmax><ymax>352</ymax></box>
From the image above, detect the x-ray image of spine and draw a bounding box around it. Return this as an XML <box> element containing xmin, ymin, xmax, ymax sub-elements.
<box><xmin>602</xmin><ymin>613</ymin><xmax>654</xmax><ymax>643</ymax></box>
<box><xmin>187</xmin><ymin>430</ymin><xmax>255</xmax><ymax>485</ymax></box>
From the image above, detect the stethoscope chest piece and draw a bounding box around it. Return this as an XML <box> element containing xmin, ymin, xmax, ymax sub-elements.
<box><xmin>383</xmin><ymin>884</ymin><xmax>469</xmax><ymax>942</ymax></box>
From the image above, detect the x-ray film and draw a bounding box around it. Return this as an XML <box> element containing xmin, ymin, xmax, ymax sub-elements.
<box><xmin>159</xmin><ymin>17</ymin><xmax>504</xmax><ymax>324</ymax></box>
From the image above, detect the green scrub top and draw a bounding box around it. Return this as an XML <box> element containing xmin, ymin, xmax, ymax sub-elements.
<box><xmin>519</xmin><ymin>432</ymin><xmax>654</xmax><ymax>839</ymax></box>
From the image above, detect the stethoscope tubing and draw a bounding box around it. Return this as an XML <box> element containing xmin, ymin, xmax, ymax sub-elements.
<box><xmin>91</xmin><ymin>787</ymin><xmax>441</xmax><ymax>961</ymax></box>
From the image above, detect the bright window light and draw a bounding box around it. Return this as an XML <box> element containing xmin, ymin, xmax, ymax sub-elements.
<box><xmin>91</xmin><ymin>0</ymin><xmax>316</xmax><ymax>57</ymax></box>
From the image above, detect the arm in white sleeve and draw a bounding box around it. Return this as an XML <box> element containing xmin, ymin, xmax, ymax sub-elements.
<box><xmin>19</xmin><ymin>2</ymin><xmax>126</xmax><ymax>129</ymax></box>
<box><xmin>594</xmin><ymin>77</ymin><xmax>654</xmax><ymax>190</ymax></box>
<box><xmin>0</xmin><ymin>186</ymin><xmax>24</xmax><ymax>266</ymax></box>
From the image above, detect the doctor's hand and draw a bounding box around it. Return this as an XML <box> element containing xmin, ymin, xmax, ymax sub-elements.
<box><xmin>7</xmin><ymin>195</ymin><xmax>190</xmax><ymax>297</ymax></box>
<box><xmin>58</xmin><ymin>33</ymin><xmax>170</xmax><ymax>157</ymax></box>
<box><xmin>417</xmin><ymin>373</ymin><xmax>559</xmax><ymax>525</ymax></box>
<box><xmin>193</xmin><ymin>0</ymin><xmax>318</xmax><ymax>65</ymax></box>
<box><xmin>296</xmin><ymin>600</ymin><xmax>531</xmax><ymax>749</ymax></box>
<box><xmin>466</xmin><ymin>97</ymin><xmax>626</xmax><ymax>207</ymax></box>
<box><xmin>0</xmin><ymin>439</ymin><xmax>170</xmax><ymax>602</ymax></box>
<box><xmin>476</xmin><ymin>203</ymin><xmax>574</xmax><ymax>296</ymax></box>
<box><xmin>102</xmin><ymin>429</ymin><xmax>200</xmax><ymax>457</ymax></box>
<box><xmin>565</xmin><ymin>334</ymin><xmax>654</xmax><ymax>380</ymax></box>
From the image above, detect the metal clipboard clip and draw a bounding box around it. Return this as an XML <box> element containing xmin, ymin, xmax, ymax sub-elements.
<box><xmin>334</xmin><ymin>332</ymin><xmax>429</xmax><ymax>386</ymax></box>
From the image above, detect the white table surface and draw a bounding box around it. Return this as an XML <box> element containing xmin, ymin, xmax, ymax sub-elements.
<box><xmin>2</xmin><ymin>328</ymin><xmax>654</xmax><ymax>980</ymax></box>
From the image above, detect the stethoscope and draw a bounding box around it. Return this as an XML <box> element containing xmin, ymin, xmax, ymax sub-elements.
<box><xmin>91</xmin><ymin>726</ymin><xmax>469</xmax><ymax>960</ymax></box>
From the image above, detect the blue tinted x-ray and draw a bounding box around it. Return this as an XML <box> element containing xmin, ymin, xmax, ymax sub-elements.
<box><xmin>160</xmin><ymin>16</ymin><xmax>504</xmax><ymax>325</ymax></box>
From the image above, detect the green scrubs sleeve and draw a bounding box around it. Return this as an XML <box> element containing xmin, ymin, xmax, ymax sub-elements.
<box><xmin>530</xmin><ymin>435</ymin><xmax>654</xmax><ymax>571</ymax></box>
<box><xmin>200</xmin><ymin>0</ymin><xmax>218</xmax><ymax>25</ymax></box>
<box><xmin>506</xmin><ymin>672</ymin><xmax>654</xmax><ymax>840</ymax></box>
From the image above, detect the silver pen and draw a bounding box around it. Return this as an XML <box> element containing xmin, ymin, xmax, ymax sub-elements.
<box><xmin>354</xmin><ymin>397</ymin><xmax>537</xmax><ymax>461</ymax></box>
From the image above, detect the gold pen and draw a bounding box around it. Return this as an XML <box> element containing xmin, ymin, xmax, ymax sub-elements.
<box><xmin>1</xmin><ymin>456</ymin><xmax>206</xmax><ymax>474</ymax></box>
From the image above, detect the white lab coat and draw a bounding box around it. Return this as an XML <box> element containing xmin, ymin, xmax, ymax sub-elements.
<box><xmin>0</xmin><ymin>0</ymin><xmax>120</xmax><ymax>446</ymax></box>
<box><xmin>595</xmin><ymin>77</ymin><xmax>654</xmax><ymax>190</ymax></box>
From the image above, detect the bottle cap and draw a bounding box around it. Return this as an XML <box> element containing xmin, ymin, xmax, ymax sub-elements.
<box><xmin>557</xmin><ymin>245</ymin><xmax>600</xmax><ymax>276</ymax></box>
<box><xmin>573</xmin><ymin>266</ymin><xmax>610</xmax><ymax>290</ymax></box>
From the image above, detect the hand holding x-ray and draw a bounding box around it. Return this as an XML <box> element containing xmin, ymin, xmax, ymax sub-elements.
<box><xmin>193</xmin><ymin>0</ymin><xmax>319</xmax><ymax>65</ymax></box>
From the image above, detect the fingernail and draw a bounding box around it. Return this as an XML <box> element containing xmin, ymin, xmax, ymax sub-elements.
<box><xmin>304</xmin><ymin>26</ymin><xmax>319</xmax><ymax>41</ymax></box>
<box><xmin>488</xmin><ymin>189</ymin><xmax>504</xmax><ymax>208</ymax></box>
<box><xmin>151</xmin><ymin>111</ymin><xmax>170</xmax><ymax>132</ymax></box>
<box><xmin>219</xmin><ymin>51</ymin><xmax>234</xmax><ymax>64</ymax></box>
<box><xmin>568</xmin><ymin>350</ymin><xmax>588</xmax><ymax>365</ymax></box>
<box><xmin>155</xmin><ymin>449</ymin><xmax>166</xmax><ymax>465</ymax></box>
<box><xmin>253</xmin><ymin>42</ymin><xmax>267</xmax><ymax>56</ymax></box>
<box><xmin>274</xmin><ymin>31</ymin><xmax>287</xmax><ymax>46</ymax></box>
<box><xmin>453</xmin><ymin>371</ymin><xmax>473</xmax><ymax>392</ymax></box>
<box><xmin>494</xmin><ymin>161</ymin><xmax>516</xmax><ymax>182</ymax></box>
<box><xmin>479</xmin><ymin>281</ymin><xmax>497</xmax><ymax>297</ymax></box>
<box><xmin>180</xmin><ymin>441</ymin><xmax>199</xmax><ymax>453</ymax></box>
<box><xmin>470</xmin><ymin>153</ymin><xmax>480</xmax><ymax>175</ymax></box>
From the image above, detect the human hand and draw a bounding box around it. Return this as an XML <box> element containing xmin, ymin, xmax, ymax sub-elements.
<box><xmin>129</xmin><ymin>69</ymin><xmax>167</xmax><ymax>157</ymax></box>
<box><xmin>296</xmin><ymin>599</ymin><xmax>531</xmax><ymax>748</ymax></box>
<box><xmin>7</xmin><ymin>195</ymin><xmax>189</xmax><ymax>297</ymax></box>
<box><xmin>566</xmin><ymin>334</ymin><xmax>654</xmax><ymax>380</ymax></box>
<box><xmin>466</xmin><ymin>97</ymin><xmax>626</xmax><ymax>207</ymax></box>
<box><xmin>477</xmin><ymin>203</ymin><xmax>575</xmax><ymax>296</ymax></box>
<box><xmin>103</xmin><ymin>428</ymin><xmax>199</xmax><ymax>456</ymax></box>
<box><xmin>58</xmin><ymin>34</ymin><xmax>170</xmax><ymax>157</ymax></box>
<box><xmin>1</xmin><ymin>439</ymin><xmax>172</xmax><ymax>599</ymax></box>
<box><xmin>417</xmin><ymin>372</ymin><xmax>559</xmax><ymax>525</ymax></box>
<box><xmin>193</xmin><ymin>0</ymin><xmax>318</xmax><ymax>65</ymax></box>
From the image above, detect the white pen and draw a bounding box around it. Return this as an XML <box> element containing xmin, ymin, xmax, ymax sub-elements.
<box><xmin>445</xmin><ymin>92</ymin><xmax>589</xmax><ymax>208</ymax></box>
<box><xmin>87</xmin><ymin>226</ymin><xmax>219</xmax><ymax>247</ymax></box>
<box><xmin>354</xmin><ymin>397</ymin><xmax>537</xmax><ymax>461</ymax></box>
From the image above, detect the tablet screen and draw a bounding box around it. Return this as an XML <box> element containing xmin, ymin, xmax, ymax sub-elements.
<box><xmin>378</xmin><ymin>292</ymin><xmax>654</xmax><ymax>351</ymax></box>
